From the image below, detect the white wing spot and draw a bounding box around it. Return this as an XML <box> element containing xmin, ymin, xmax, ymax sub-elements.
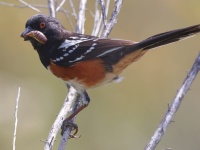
<box><xmin>53</xmin><ymin>56</ymin><xmax>64</xmax><ymax>62</ymax></box>
<box><xmin>79</xmin><ymin>37</ymin><xmax>89</xmax><ymax>40</ymax></box>
<box><xmin>93</xmin><ymin>38</ymin><xmax>99</xmax><ymax>42</ymax></box>
<box><xmin>85</xmin><ymin>46</ymin><xmax>94</xmax><ymax>54</ymax></box>
<box><xmin>97</xmin><ymin>47</ymin><xmax>123</xmax><ymax>57</ymax></box>
<box><xmin>59</xmin><ymin>39</ymin><xmax>84</xmax><ymax>49</ymax></box>
<box><xmin>64</xmin><ymin>53</ymin><xmax>69</xmax><ymax>57</ymax></box>
<box><xmin>69</xmin><ymin>55</ymin><xmax>85</xmax><ymax>63</ymax></box>
<box><xmin>92</xmin><ymin>43</ymin><xmax>97</xmax><ymax>46</ymax></box>
<box><xmin>56</xmin><ymin>58</ymin><xmax>60</xmax><ymax>61</ymax></box>
<box><xmin>83</xmin><ymin>43</ymin><xmax>97</xmax><ymax>55</ymax></box>
<box><xmin>69</xmin><ymin>50</ymin><xmax>74</xmax><ymax>53</ymax></box>
<box><xmin>59</xmin><ymin>38</ymin><xmax>94</xmax><ymax>49</ymax></box>
<box><xmin>70</xmin><ymin>36</ymin><xmax>79</xmax><ymax>39</ymax></box>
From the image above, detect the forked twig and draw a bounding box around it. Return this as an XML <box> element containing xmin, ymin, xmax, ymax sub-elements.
<box><xmin>98</xmin><ymin>0</ymin><xmax>110</xmax><ymax>37</ymax></box>
<box><xmin>98</xmin><ymin>0</ymin><xmax>107</xmax><ymax>28</ymax></box>
<box><xmin>102</xmin><ymin>0</ymin><xmax>123</xmax><ymax>38</ymax></box>
<box><xmin>56</xmin><ymin>0</ymin><xmax>66</xmax><ymax>12</ymax></box>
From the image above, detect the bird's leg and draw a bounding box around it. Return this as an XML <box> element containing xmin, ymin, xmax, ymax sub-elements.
<box><xmin>61</xmin><ymin>90</ymin><xmax>90</xmax><ymax>137</ymax></box>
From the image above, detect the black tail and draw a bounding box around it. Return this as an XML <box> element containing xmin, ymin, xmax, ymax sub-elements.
<box><xmin>133</xmin><ymin>24</ymin><xmax>200</xmax><ymax>51</ymax></box>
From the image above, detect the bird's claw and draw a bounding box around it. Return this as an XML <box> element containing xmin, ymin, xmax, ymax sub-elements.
<box><xmin>61</xmin><ymin>120</ymin><xmax>80</xmax><ymax>139</ymax></box>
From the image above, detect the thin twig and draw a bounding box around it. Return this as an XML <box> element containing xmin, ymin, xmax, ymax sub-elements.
<box><xmin>69</xmin><ymin>0</ymin><xmax>77</xmax><ymax>19</ymax></box>
<box><xmin>0</xmin><ymin>2</ymin><xmax>48</xmax><ymax>8</ymax></box>
<box><xmin>144</xmin><ymin>52</ymin><xmax>200</xmax><ymax>150</ymax></box>
<box><xmin>92</xmin><ymin>0</ymin><xmax>101</xmax><ymax>36</ymax></box>
<box><xmin>76</xmin><ymin>0</ymin><xmax>87</xmax><ymax>33</ymax></box>
<box><xmin>86</xmin><ymin>8</ymin><xmax>95</xmax><ymax>17</ymax></box>
<box><xmin>98</xmin><ymin>0</ymin><xmax>110</xmax><ymax>37</ymax></box>
<box><xmin>48</xmin><ymin>0</ymin><xmax>56</xmax><ymax>17</ymax></box>
<box><xmin>104</xmin><ymin>0</ymin><xmax>110</xmax><ymax>20</ymax></box>
<box><xmin>13</xmin><ymin>87</ymin><xmax>21</xmax><ymax>150</ymax></box>
<box><xmin>58</xmin><ymin>94</ymin><xmax>81</xmax><ymax>150</ymax></box>
<box><xmin>60</xmin><ymin>8</ymin><xmax>75</xmax><ymax>32</ymax></box>
<box><xmin>98</xmin><ymin>0</ymin><xmax>107</xmax><ymax>28</ymax></box>
<box><xmin>56</xmin><ymin>0</ymin><xmax>66</xmax><ymax>12</ymax></box>
<box><xmin>44</xmin><ymin>86</ymin><xmax>77</xmax><ymax>150</ymax></box>
<box><xmin>17</xmin><ymin>0</ymin><xmax>41</xmax><ymax>12</ymax></box>
<box><xmin>0</xmin><ymin>2</ymin><xmax>25</xmax><ymax>7</ymax></box>
<box><xmin>102</xmin><ymin>0</ymin><xmax>123</xmax><ymax>38</ymax></box>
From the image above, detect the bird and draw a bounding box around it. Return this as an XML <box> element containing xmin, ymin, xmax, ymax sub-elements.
<box><xmin>21</xmin><ymin>14</ymin><xmax>200</xmax><ymax>135</ymax></box>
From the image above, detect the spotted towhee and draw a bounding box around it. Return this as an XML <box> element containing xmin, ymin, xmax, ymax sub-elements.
<box><xmin>21</xmin><ymin>14</ymin><xmax>200</xmax><ymax>134</ymax></box>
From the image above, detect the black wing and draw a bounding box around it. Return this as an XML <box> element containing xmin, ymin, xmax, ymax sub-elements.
<box><xmin>51</xmin><ymin>36</ymin><xmax>135</xmax><ymax>67</ymax></box>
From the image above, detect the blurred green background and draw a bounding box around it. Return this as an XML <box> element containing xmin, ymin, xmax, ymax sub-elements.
<box><xmin>1</xmin><ymin>0</ymin><xmax>200</xmax><ymax>150</ymax></box>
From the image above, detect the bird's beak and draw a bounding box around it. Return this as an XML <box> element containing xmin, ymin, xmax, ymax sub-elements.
<box><xmin>21</xmin><ymin>26</ymin><xmax>47</xmax><ymax>44</ymax></box>
<box><xmin>21</xmin><ymin>26</ymin><xmax>33</xmax><ymax>41</ymax></box>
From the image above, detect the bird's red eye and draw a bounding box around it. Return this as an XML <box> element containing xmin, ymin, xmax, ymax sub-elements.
<box><xmin>40</xmin><ymin>22</ymin><xmax>46</xmax><ymax>29</ymax></box>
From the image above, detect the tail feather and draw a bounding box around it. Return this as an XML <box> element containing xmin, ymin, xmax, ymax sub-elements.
<box><xmin>105</xmin><ymin>24</ymin><xmax>200</xmax><ymax>71</ymax></box>
<box><xmin>135</xmin><ymin>24</ymin><xmax>200</xmax><ymax>50</ymax></box>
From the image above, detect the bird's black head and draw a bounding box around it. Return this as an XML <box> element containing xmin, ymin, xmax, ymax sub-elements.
<box><xmin>21</xmin><ymin>14</ymin><xmax>70</xmax><ymax>68</ymax></box>
<box><xmin>21</xmin><ymin>14</ymin><xmax>65</xmax><ymax>50</ymax></box>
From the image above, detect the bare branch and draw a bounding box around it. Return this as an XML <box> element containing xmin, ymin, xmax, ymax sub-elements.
<box><xmin>56</xmin><ymin>0</ymin><xmax>66</xmax><ymax>12</ymax></box>
<box><xmin>58</xmin><ymin>95</ymin><xmax>80</xmax><ymax>150</ymax></box>
<box><xmin>17</xmin><ymin>0</ymin><xmax>41</xmax><ymax>12</ymax></box>
<box><xmin>92</xmin><ymin>0</ymin><xmax>101</xmax><ymax>36</ymax></box>
<box><xmin>104</xmin><ymin>0</ymin><xmax>110</xmax><ymax>20</ymax></box>
<box><xmin>58</xmin><ymin>1</ymin><xmax>89</xmax><ymax>147</ymax></box>
<box><xmin>98</xmin><ymin>0</ymin><xmax>107</xmax><ymax>28</ymax></box>
<box><xmin>44</xmin><ymin>86</ymin><xmax>77</xmax><ymax>150</ymax></box>
<box><xmin>69</xmin><ymin>0</ymin><xmax>77</xmax><ymax>19</ymax></box>
<box><xmin>13</xmin><ymin>87</ymin><xmax>21</xmax><ymax>150</ymax></box>
<box><xmin>0</xmin><ymin>2</ymin><xmax>48</xmax><ymax>9</ymax></box>
<box><xmin>48</xmin><ymin>0</ymin><xmax>56</xmax><ymax>17</ymax></box>
<box><xmin>76</xmin><ymin>0</ymin><xmax>87</xmax><ymax>33</ymax></box>
<box><xmin>144</xmin><ymin>52</ymin><xmax>200</xmax><ymax>150</ymax></box>
<box><xmin>102</xmin><ymin>0</ymin><xmax>123</xmax><ymax>38</ymax></box>
<box><xmin>0</xmin><ymin>2</ymin><xmax>24</xmax><ymax>7</ymax></box>
<box><xmin>98</xmin><ymin>0</ymin><xmax>110</xmax><ymax>37</ymax></box>
<box><xmin>60</xmin><ymin>8</ymin><xmax>75</xmax><ymax>32</ymax></box>
<box><xmin>86</xmin><ymin>8</ymin><xmax>95</xmax><ymax>17</ymax></box>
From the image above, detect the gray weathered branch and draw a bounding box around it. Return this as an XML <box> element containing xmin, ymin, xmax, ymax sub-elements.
<box><xmin>102</xmin><ymin>0</ymin><xmax>123</xmax><ymax>38</ymax></box>
<box><xmin>44</xmin><ymin>86</ymin><xmax>77</xmax><ymax>150</ymax></box>
<box><xmin>98</xmin><ymin>0</ymin><xmax>107</xmax><ymax>28</ymax></box>
<box><xmin>17</xmin><ymin>0</ymin><xmax>41</xmax><ymax>12</ymax></box>
<box><xmin>13</xmin><ymin>87</ymin><xmax>21</xmax><ymax>150</ymax></box>
<box><xmin>76</xmin><ymin>0</ymin><xmax>87</xmax><ymax>34</ymax></box>
<box><xmin>48</xmin><ymin>0</ymin><xmax>56</xmax><ymax>17</ymax></box>
<box><xmin>145</xmin><ymin>52</ymin><xmax>200</xmax><ymax>150</ymax></box>
<box><xmin>56</xmin><ymin>0</ymin><xmax>66</xmax><ymax>12</ymax></box>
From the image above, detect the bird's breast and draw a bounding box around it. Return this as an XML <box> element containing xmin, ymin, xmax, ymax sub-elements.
<box><xmin>48</xmin><ymin>59</ymin><xmax>110</xmax><ymax>89</ymax></box>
